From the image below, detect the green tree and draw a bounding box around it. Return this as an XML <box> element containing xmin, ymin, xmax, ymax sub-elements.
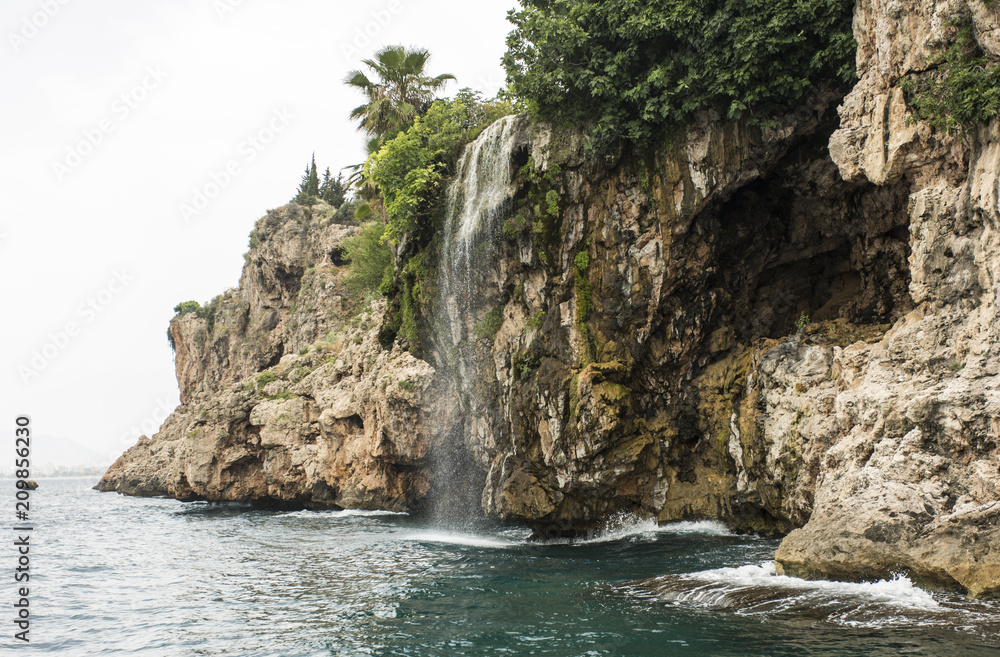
<box><xmin>341</xmin><ymin>221</ymin><xmax>393</xmax><ymax>297</ymax></box>
<box><xmin>345</xmin><ymin>45</ymin><xmax>456</xmax><ymax>138</ymax></box>
<box><xmin>504</xmin><ymin>0</ymin><xmax>855</xmax><ymax>150</ymax></box>
<box><xmin>319</xmin><ymin>167</ymin><xmax>347</xmax><ymax>207</ymax></box>
<box><xmin>294</xmin><ymin>153</ymin><xmax>320</xmax><ymax>203</ymax></box>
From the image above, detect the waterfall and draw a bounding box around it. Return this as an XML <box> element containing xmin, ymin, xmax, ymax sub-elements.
<box><xmin>429</xmin><ymin>115</ymin><xmax>521</xmax><ymax>521</ymax></box>
<box><xmin>440</xmin><ymin>114</ymin><xmax>521</xmax><ymax>348</ymax></box>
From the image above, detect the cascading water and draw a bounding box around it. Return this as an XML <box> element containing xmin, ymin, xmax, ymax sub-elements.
<box><xmin>440</xmin><ymin>115</ymin><xmax>521</xmax><ymax>349</ymax></box>
<box><xmin>427</xmin><ymin>115</ymin><xmax>522</xmax><ymax>520</ymax></box>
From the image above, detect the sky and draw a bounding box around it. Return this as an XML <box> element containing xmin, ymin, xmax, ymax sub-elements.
<box><xmin>0</xmin><ymin>0</ymin><xmax>517</xmax><ymax>467</ymax></box>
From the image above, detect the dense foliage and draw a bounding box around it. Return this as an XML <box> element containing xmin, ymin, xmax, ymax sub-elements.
<box><xmin>342</xmin><ymin>89</ymin><xmax>514</xmax><ymax>350</ymax></box>
<box><xmin>362</xmin><ymin>90</ymin><xmax>515</xmax><ymax>242</ymax></box>
<box><xmin>900</xmin><ymin>23</ymin><xmax>1000</xmax><ymax>135</ymax></box>
<box><xmin>503</xmin><ymin>0</ymin><xmax>856</xmax><ymax>149</ymax></box>
<box><xmin>341</xmin><ymin>46</ymin><xmax>518</xmax><ymax>350</ymax></box>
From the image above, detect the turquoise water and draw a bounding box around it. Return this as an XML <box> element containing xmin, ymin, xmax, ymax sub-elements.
<box><xmin>8</xmin><ymin>479</ymin><xmax>999</xmax><ymax>656</ymax></box>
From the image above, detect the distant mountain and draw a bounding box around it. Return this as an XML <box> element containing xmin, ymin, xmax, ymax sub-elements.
<box><xmin>0</xmin><ymin>434</ymin><xmax>112</xmax><ymax>478</ymax></box>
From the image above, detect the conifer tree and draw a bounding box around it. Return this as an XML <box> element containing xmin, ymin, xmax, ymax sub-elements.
<box><xmin>294</xmin><ymin>153</ymin><xmax>321</xmax><ymax>202</ymax></box>
<box><xmin>319</xmin><ymin>167</ymin><xmax>347</xmax><ymax>207</ymax></box>
<box><xmin>306</xmin><ymin>153</ymin><xmax>319</xmax><ymax>196</ymax></box>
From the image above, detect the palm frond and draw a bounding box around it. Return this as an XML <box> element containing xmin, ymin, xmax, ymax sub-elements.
<box><xmin>344</xmin><ymin>71</ymin><xmax>374</xmax><ymax>88</ymax></box>
<box><xmin>344</xmin><ymin>44</ymin><xmax>456</xmax><ymax>138</ymax></box>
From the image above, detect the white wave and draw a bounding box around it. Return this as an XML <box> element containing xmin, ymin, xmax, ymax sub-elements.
<box><xmin>630</xmin><ymin>561</ymin><xmax>944</xmax><ymax>624</ymax></box>
<box><xmin>403</xmin><ymin>531</ymin><xmax>518</xmax><ymax>548</ymax></box>
<box><xmin>691</xmin><ymin>561</ymin><xmax>940</xmax><ymax>610</ymax></box>
<box><xmin>654</xmin><ymin>520</ymin><xmax>733</xmax><ymax>536</ymax></box>
<box><xmin>332</xmin><ymin>509</ymin><xmax>409</xmax><ymax>518</ymax></box>
<box><xmin>574</xmin><ymin>518</ymin><xmax>663</xmax><ymax>544</ymax></box>
<box><xmin>549</xmin><ymin>517</ymin><xmax>733</xmax><ymax>545</ymax></box>
<box><xmin>282</xmin><ymin>508</ymin><xmax>408</xmax><ymax>519</ymax></box>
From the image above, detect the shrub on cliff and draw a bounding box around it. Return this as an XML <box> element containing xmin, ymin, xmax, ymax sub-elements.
<box><xmin>171</xmin><ymin>295</ymin><xmax>223</xmax><ymax>336</ymax></box>
<box><xmin>899</xmin><ymin>21</ymin><xmax>1000</xmax><ymax>135</ymax></box>
<box><xmin>342</xmin><ymin>221</ymin><xmax>392</xmax><ymax>299</ymax></box>
<box><xmin>173</xmin><ymin>301</ymin><xmax>202</xmax><ymax>316</ymax></box>
<box><xmin>362</xmin><ymin>89</ymin><xmax>515</xmax><ymax>243</ymax></box>
<box><xmin>503</xmin><ymin>0</ymin><xmax>856</xmax><ymax>150</ymax></box>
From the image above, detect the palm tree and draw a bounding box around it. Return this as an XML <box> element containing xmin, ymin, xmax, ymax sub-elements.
<box><xmin>344</xmin><ymin>135</ymin><xmax>387</xmax><ymax>221</ymax></box>
<box><xmin>344</xmin><ymin>45</ymin><xmax>455</xmax><ymax>138</ymax></box>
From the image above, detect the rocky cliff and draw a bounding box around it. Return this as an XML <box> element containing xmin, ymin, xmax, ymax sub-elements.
<box><xmin>772</xmin><ymin>0</ymin><xmax>1000</xmax><ymax>599</ymax></box>
<box><xmin>99</xmin><ymin>0</ymin><xmax>999</xmax><ymax>598</ymax></box>
<box><xmin>99</xmin><ymin>204</ymin><xmax>452</xmax><ymax>511</ymax></box>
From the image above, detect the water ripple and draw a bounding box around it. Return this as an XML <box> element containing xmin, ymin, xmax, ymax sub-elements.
<box><xmin>11</xmin><ymin>479</ymin><xmax>1000</xmax><ymax>657</ymax></box>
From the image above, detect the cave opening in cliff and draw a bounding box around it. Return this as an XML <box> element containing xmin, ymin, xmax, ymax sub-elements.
<box><xmin>276</xmin><ymin>265</ymin><xmax>303</xmax><ymax>299</ymax></box>
<box><xmin>707</xmin><ymin>145</ymin><xmax>913</xmax><ymax>342</ymax></box>
<box><xmin>265</xmin><ymin>342</ymin><xmax>284</xmax><ymax>369</ymax></box>
<box><xmin>328</xmin><ymin>245</ymin><xmax>348</xmax><ymax>267</ymax></box>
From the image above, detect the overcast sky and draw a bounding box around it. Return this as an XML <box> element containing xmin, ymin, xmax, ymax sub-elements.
<box><xmin>0</xmin><ymin>0</ymin><xmax>517</xmax><ymax>466</ymax></box>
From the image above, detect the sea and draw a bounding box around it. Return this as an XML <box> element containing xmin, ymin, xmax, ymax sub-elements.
<box><xmin>4</xmin><ymin>478</ymin><xmax>999</xmax><ymax>656</ymax></box>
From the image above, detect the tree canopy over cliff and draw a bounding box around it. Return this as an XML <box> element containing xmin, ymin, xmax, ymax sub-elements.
<box><xmin>503</xmin><ymin>0</ymin><xmax>856</xmax><ymax>150</ymax></box>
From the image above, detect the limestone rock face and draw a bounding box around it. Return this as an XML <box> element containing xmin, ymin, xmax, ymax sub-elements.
<box><xmin>449</xmin><ymin>99</ymin><xmax>917</xmax><ymax>540</ymax></box>
<box><xmin>98</xmin><ymin>204</ymin><xmax>448</xmax><ymax>511</ymax></box>
<box><xmin>772</xmin><ymin>0</ymin><xmax>1000</xmax><ymax>598</ymax></box>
